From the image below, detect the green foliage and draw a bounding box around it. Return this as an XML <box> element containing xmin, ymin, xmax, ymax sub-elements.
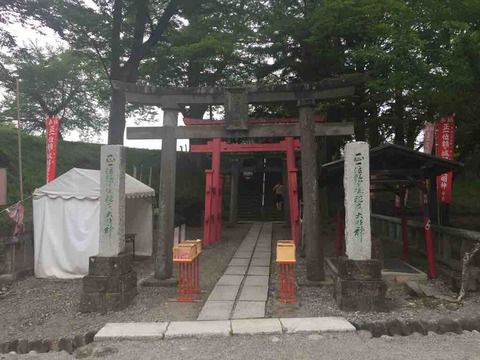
<box><xmin>3</xmin><ymin>0</ymin><xmax>480</xmax><ymax>156</ymax></box>
<box><xmin>0</xmin><ymin>46</ymin><xmax>109</xmax><ymax>137</ymax></box>
<box><xmin>451</xmin><ymin>177</ymin><xmax>480</xmax><ymax>214</ymax></box>
<box><xmin>252</xmin><ymin>0</ymin><xmax>480</xmax><ymax>155</ymax></box>
<box><xmin>0</xmin><ymin>126</ymin><xmax>205</xmax><ymax>235</ymax></box>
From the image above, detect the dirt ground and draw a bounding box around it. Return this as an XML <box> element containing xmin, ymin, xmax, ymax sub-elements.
<box><xmin>267</xmin><ymin>223</ymin><xmax>480</xmax><ymax>324</ymax></box>
<box><xmin>0</xmin><ymin>224</ymin><xmax>250</xmax><ymax>342</ymax></box>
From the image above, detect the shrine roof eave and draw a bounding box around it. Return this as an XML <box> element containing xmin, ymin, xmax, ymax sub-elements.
<box><xmin>320</xmin><ymin>143</ymin><xmax>463</xmax><ymax>186</ymax></box>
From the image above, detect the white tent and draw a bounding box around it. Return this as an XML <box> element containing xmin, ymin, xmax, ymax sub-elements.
<box><xmin>33</xmin><ymin>168</ymin><xmax>155</xmax><ymax>279</ymax></box>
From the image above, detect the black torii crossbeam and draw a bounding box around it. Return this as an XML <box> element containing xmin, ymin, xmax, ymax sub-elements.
<box><xmin>114</xmin><ymin>77</ymin><xmax>361</xmax><ymax>284</ymax></box>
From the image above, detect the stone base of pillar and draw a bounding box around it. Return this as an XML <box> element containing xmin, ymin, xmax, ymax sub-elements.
<box><xmin>334</xmin><ymin>257</ymin><xmax>386</xmax><ymax>312</ymax></box>
<box><xmin>140</xmin><ymin>275</ymin><xmax>177</xmax><ymax>288</ymax></box>
<box><xmin>80</xmin><ymin>253</ymin><xmax>137</xmax><ymax>313</ymax></box>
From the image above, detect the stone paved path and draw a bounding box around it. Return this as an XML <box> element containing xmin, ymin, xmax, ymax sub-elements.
<box><xmin>198</xmin><ymin>223</ymin><xmax>272</xmax><ymax>320</ymax></box>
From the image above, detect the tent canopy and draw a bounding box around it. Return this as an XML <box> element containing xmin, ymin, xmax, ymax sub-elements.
<box><xmin>34</xmin><ymin>168</ymin><xmax>155</xmax><ymax>199</ymax></box>
<box><xmin>33</xmin><ymin>168</ymin><xmax>155</xmax><ymax>278</ymax></box>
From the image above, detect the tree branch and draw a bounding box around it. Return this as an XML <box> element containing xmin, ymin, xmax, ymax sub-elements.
<box><xmin>457</xmin><ymin>241</ymin><xmax>480</xmax><ymax>302</ymax></box>
<box><xmin>143</xmin><ymin>0</ymin><xmax>179</xmax><ymax>50</ymax></box>
<box><xmin>110</xmin><ymin>0</ymin><xmax>123</xmax><ymax>78</ymax></box>
<box><xmin>80</xmin><ymin>28</ymin><xmax>112</xmax><ymax>84</ymax></box>
<box><xmin>0</xmin><ymin>60</ymin><xmax>16</xmax><ymax>90</ymax></box>
<box><xmin>52</xmin><ymin>87</ymin><xmax>80</xmax><ymax>115</ymax></box>
<box><xmin>1</xmin><ymin>59</ymin><xmax>52</xmax><ymax>114</ymax></box>
<box><xmin>123</xmin><ymin>0</ymin><xmax>179</xmax><ymax>79</ymax></box>
<box><xmin>255</xmin><ymin>58</ymin><xmax>290</xmax><ymax>80</ymax></box>
<box><xmin>29</xmin><ymin>91</ymin><xmax>51</xmax><ymax>115</ymax></box>
<box><xmin>124</xmin><ymin>0</ymin><xmax>148</xmax><ymax>80</ymax></box>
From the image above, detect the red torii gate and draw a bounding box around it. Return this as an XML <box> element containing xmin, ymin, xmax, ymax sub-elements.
<box><xmin>191</xmin><ymin>137</ymin><xmax>302</xmax><ymax>247</ymax></box>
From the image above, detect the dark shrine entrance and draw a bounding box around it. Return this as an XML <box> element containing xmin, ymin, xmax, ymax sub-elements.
<box><xmin>237</xmin><ymin>156</ymin><xmax>284</xmax><ymax>223</ymax></box>
<box><xmin>191</xmin><ymin>137</ymin><xmax>301</xmax><ymax>247</ymax></box>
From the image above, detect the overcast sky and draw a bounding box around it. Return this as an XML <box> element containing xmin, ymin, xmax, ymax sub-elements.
<box><xmin>3</xmin><ymin>21</ymin><xmax>189</xmax><ymax>150</ymax></box>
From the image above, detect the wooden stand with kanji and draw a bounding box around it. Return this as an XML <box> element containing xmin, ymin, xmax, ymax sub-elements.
<box><xmin>276</xmin><ymin>240</ymin><xmax>297</xmax><ymax>304</ymax></box>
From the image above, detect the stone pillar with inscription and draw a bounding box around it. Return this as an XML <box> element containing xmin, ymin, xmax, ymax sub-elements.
<box><xmin>80</xmin><ymin>145</ymin><xmax>137</xmax><ymax>313</ymax></box>
<box><xmin>334</xmin><ymin>142</ymin><xmax>386</xmax><ymax>311</ymax></box>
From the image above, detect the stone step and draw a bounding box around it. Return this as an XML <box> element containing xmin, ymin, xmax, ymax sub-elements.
<box><xmin>95</xmin><ymin>317</ymin><xmax>356</xmax><ymax>341</ymax></box>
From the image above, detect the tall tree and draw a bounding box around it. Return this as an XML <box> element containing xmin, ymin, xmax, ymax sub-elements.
<box><xmin>19</xmin><ymin>0</ymin><xmax>183</xmax><ymax>144</ymax></box>
<box><xmin>0</xmin><ymin>46</ymin><xmax>108</xmax><ymax>137</ymax></box>
<box><xmin>142</xmin><ymin>0</ymin><xmax>261</xmax><ymax>118</ymax></box>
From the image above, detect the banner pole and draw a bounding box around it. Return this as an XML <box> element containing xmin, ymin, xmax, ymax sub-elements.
<box><xmin>16</xmin><ymin>79</ymin><xmax>24</xmax><ymax>201</ymax></box>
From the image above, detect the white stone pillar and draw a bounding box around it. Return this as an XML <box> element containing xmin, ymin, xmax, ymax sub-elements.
<box><xmin>344</xmin><ymin>142</ymin><xmax>371</xmax><ymax>260</ymax></box>
<box><xmin>99</xmin><ymin>145</ymin><xmax>126</xmax><ymax>257</ymax></box>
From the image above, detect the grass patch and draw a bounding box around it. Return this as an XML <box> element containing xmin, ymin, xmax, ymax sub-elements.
<box><xmin>0</xmin><ymin>126</ymin><xmax>206</xmax><ymax>235</ymax></box>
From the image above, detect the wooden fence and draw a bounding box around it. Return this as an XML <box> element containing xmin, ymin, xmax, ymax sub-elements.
<box><xmin>371</xmin><ymin>214</ymin><xmax>480</xmax><ymax>272</ymax></box>
<box><xmin>0</xmin><ymin>232</ymin><xmax>34</xmax><ymax>281</ymax></box>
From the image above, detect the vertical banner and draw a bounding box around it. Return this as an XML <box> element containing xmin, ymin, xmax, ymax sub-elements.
<box><xmin>420</xmin><ymin>122</ymin><xmax>435</xmax><ymax>210</ymax></box>
<box><xmin>435</xmin><ymin>115</ymin><xmax>455</xmax><ymax>204</ymax></box>
<box><xmin>46</xmin><ymin>115</ymin><xmax>60</xmax><ymax>183</ymax></box>
<box><xmin>423</xmin><ymin>122</ymin><xmax>435</xmax><ymax>155</ymax></box>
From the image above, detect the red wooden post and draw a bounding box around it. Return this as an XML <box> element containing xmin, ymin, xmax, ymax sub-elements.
<box><xmin>211</xmin><ymin>139</ymin><xmax>221</xmax><ymax>244</ymax></box>
<box><xmin>216</xmin><ymin>176</ymin><xmax>224</xmax><ymax>243</ymax></box>
<box><xmin>176</xmin><ymin>262</ymin><xmax>194</xmax><ymax>302</ymax></box>
<box><xmin>422</xmin><ymin>180</ymin><xmax>437</xmax><ymax>278</ymax></box>
<box><xmin>400</xmin><ymin>189</ymin><xmax>409</xmax><ymax>261</ymax></box>
<box><xmin>195</xmin><ymin>256</ymin><xmax>200</xmax><ymax>293</ymax></box>
<box><xmin>278</xmin><ymin>262</ymin><xmax>296</xmax><ymax>304</ymax></box>
<box><xmin>203</xmin><ymin>170</ymin><xmax>213</xmax><ymax>247</ymax></box>
<box><xmin>335</xmin><ymin>209</ymin><xmax>343</xmax><ymax>256</ymax></box>
<box><xmin>401</xmin><ymin>209</ymin><xmax>409</xmax><ymax>261</ymax></box>
<box><xmin>285</xmin><ymin>137</ymin><xmax>300</xmax><ymax>246</ymax></box>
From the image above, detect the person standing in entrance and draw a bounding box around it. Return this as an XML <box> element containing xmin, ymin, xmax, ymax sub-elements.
<box><xmin>273</xmin><ymin>182</ymin><xmax>285</xmax><ymax>211</ymax></box>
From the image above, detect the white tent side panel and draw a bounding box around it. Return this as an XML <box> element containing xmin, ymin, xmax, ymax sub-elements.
<box><xmin>125</xmin><ymin>197</ymin><xmax>153</xmax><ymax>256</ymax></box>
<box><xmin>34</xmin><ymin>196</ymin><xmax>100</xmax><ymax>279</ymax></box>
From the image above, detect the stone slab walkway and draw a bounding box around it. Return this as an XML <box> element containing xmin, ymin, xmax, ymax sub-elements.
<box><xmin>197</xmin><ymin>223</ymin><xmax>272</xmax><ymax>321</ymax></box>
<box><xmin>94</xmin><ymin>317</ymin><xmax>356</xmax><ymax>341</ymax></box>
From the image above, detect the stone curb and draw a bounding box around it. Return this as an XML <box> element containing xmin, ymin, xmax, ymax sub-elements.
<box><xmin>0</xmin><ymin>330</ymin><xmax>97</xmax><ymax>355</ymax></box>
<box><xmin>93</xmin><ymin>317</ymin><xmax>355</xmax><ymax>341</ymax></box>
<box><xmin>352</xmin><ymin>315</ymin><xmax>480</xmax><ymax>338</ymax></box>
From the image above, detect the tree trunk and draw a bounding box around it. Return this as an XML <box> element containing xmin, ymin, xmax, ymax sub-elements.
<box><xmin>368</xmin><ymin>117</ymin><xmax>382</xmax><ymax>147</ymax></box>
<box><xmin>353</xmin><ymin>85</ymin><xmax>366</xmax><ymax>141</ymax></box>
<box><xmin>393</xmin><ymin>95</ymin><xmax>405</xmax><ymax>146</ymax></box>
<box><xmin>405</xmin><ymin>118</ymin><xmax>419</xmax><ymax>149</ymax></box>
<box><xmin>108</xmin><ymin>88</ymin><xmax>126</xmax><ymax>145</ymax></box>
<box><xmin>367</xmin><ymin>101</ymin><xmax>382</xmax><ymax>147</ymax></box>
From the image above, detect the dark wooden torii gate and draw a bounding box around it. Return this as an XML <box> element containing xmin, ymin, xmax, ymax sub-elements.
<box><xmin>113</xmin><ymin>77</ymin><xmax>361</xmax><ymax>284</ymax></box>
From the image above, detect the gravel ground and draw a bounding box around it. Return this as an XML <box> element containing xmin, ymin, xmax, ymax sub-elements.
<box><xmin>4</xmin><ymin>330</ymin><xmax>480</xmax><ymax>359</ymax></box>
<box><xmin>0</xmin><ymin>225</ymin><xmax>251</xmax><ymax>343</ymax></box>
<box><xmin>267</xmin><ymin>223</ymin><xmax>480</xmax><ymax>324</ymax></box>
<box><xmin>3</xmin><ymin>220</ymin><xmax>480</xmax><ymax>346</ymax></box>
